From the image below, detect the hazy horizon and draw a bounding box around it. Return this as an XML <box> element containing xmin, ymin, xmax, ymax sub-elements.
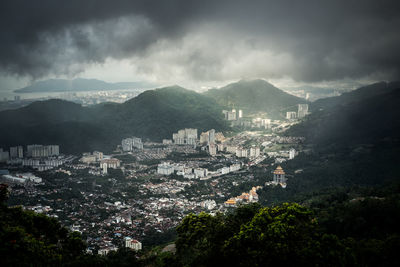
<box><xmin>1</xmin><ymin>0</ymin><xmax>399</xmax><ymax>93</ymax></box>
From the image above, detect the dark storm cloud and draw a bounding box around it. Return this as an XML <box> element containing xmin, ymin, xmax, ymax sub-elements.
<box><xmin>1</xmin><ymin>0</ymin><xmax>400</xmax><ymax>82</ymax></box>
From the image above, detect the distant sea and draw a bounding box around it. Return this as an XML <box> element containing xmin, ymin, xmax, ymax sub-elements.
<box><xmin>0</xmin><ymin>90</ymin><xmax>64</xmax><ymax>101</ymax></box>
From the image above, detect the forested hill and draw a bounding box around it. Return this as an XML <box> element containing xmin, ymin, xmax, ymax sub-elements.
<box><xmin>260</xmin><ymin>83</ymin><xmax>400</xmax><ymax>204</ymax></box>
<box><xmin>204</xmin><ymin>79</ymin><xmax>307</xmax><ymax>118</ymax></box>
<box><xmin>0</xmin><ymin>86</ymin><xmax>228</xmax><ymax>154</ymax></box>
<box><xmin>311</xmin><ymin>81</ymin><xmax>400</xmax><ymax>111</ymax></box>
<box><xmin>287</xmin><ymin>82</ymin><xmax>400</xmax><ymax>146</ymax></box>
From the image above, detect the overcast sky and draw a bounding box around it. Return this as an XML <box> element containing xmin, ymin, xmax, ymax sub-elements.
<box><xmin>1</xmin><ymin>0</ymin><xmax>399</xmax><ymax>91</ymax></box>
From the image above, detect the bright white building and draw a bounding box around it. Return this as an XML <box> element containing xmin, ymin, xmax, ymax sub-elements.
<box><xmin>194</xmin><ymin>168</ymin><xmax>208</xmax><ymax>178</ymax></box>
<box><xmin>229</xmin><ymin>163</ymin><xmax>241</xmax><ymax>172</ymax></box>
<box><xmin>289</xmin><ymin>148</ymin><xmax>296</xmax><ymax>160</ymax></box>
<box><xmin>249</xmin><ymin>147</ymin><xmax>260</xmax><ymax>158</ymax></box>
<box><xmin>220</xmin><ymin>167</ymin><xmax>230</xmax><ymax>175</ymax></box>
<box><xmin>100</xmin><ymin>158</ymin><xmax>120</xmax><ymax>169</ymax></box>
<box><xmin>297</xmin><ymin>104</ymin><xmax>309</xmax><ymax>118</ymax></box>
<box><xmin>157</xmin><ymin>162</ymin><xmax>174</xmax><ymax>175</ymax></box>
<box><xmin>125</xmin><ymin>237</ymin><xmax>142</xmax><ymax>251</ymax></box>
<box><xmin>286</xmin><ymin>112</ymin><xmax>297</xmax><ymax>119</ymax></box>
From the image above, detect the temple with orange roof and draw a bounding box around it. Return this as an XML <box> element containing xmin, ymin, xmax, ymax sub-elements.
<box><xmin>273</xmin><ymin>166</ymin><xmax>286</xmax><ymax>184</ymax></box>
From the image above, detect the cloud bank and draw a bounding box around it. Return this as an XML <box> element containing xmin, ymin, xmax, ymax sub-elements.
<box><xmin>1</xmin><ymin>0</ymin><xmax>399</xmax><ymax>84</ymax></box>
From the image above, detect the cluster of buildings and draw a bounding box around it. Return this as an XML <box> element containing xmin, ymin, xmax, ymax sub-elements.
<box><xmin>266</xmin><ymin>148</ymin><xmax>297</xmax><ymax>164</ymax></box>
<box><xmin>79</xmin><ymin>151</ymin><xmax>121</xmax><ymax>175</ymax></box>
<box><xmin>199</xmin><ymin>129</ymin><xmax>225</xmax><ymax>156</ymax></box>
<box><xmin>2</xmin><ymin>121</ymin><xmax>307</xmax><ymax>254</ymax></box>
<box><xmin>224</xmin><ymin>186</ymin><xmax>260</xmax><ymax>206</ymax></box>
<box><xmin>157</xmin><ymin>162</ymin><xmax>210</xmax><ymax>179</ymax></box>
<box><xmin>222</xmin><ymin>109</ymin><xmax>243</xmax><ymax>121</ymax></box>
<box><xmin>286</xmin><ymin>104</ymin><xmax>309</xmax><ymax>120</ymax></box>
<box><xmin>80</xmin><ymin>151</ymin><xmax>104</xmax><ymax>164</ymax></box>
<box><xmin>122</xmin><ymin>137</ymin><xmax>143</xmax><ymax>151</ymax></box>
<box><xmin>166</xmin><ymin>128</ymin><xmax>225</xmax><ymax>157</ymax></box>
<box><xmin>235</xmin><ymin>146</ymin><xmax>260</xmax><ymax>158</ymax></box>
<box><xmin>172</xmin><ymin>128</ymin><xmax>198</xmax><ymax>146</ymax></box>
<box><xmin>157</xmin><ymin>161</ymin><xmax>242</xmax><ymax>179</ymax></box>
<box><xmin>99</xmin><ymin>158</ymin><xmax>121</xmax><ymax>174</ymax></box>
<box><xmin>27</xmin><ymin>145</ymin><xmax>60</xmax><ymax>158</ymax></box>
<box><xmin>1</xmin><ymin>172</ymin><xmax>42</xmax><ymax>184</ymax></box>
<box><xmin>0</xmin><ymin>144</ymin><xmax>60</xmax><ymax>162</ymax></box>
<box><xmin>1</xmin><ymin>145</ymin><xmax>69</xmax><ymax>171</ymax></box>
<box><xmin>98</xmin><ymin>237</ymin><xmax>142</xmax><ymax>256</ymax></box>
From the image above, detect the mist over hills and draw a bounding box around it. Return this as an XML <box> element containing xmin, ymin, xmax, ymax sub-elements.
<box><xmin>288</xmin><ymin>81</ymin><xmax>400</xmax><ymax>145</ymax></box>
<box><xmin>13</xmin><ymin>78</ymin><xmax>154</xmax><ymax>93</ymax></box>
<box><xmin>205</xmin><ymin>79</ymin><xmax>308</xmax><ymax>118</ymax></box>
<box><xmin>310</xmin><ymin>81</ymin><xmax>400</xmax><ymax>111</ymax></box>
<box><xmin>0</xmin><ymin>86</ymin><xmax>228</xmax><ymax>154</ymax></box>
<box><xmin>268</xmin><ymin>82</ymin><xmax>400</xmax><ymax>202</ymax></box>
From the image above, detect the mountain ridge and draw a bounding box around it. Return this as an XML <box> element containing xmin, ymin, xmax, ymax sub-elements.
<box><xmin>204</xmin><ymin>79</ymin><xmax>308</xmax><ymax>118</ymax></box>
<box><xmin>0</xmin><ymin>86</ymin><xmax>228</xmax><ymax>154</ymax></box>
<box><xmin>14</xmin><ymin>78</ymin><xmax>155</xmax><ymax>93</ymax></box>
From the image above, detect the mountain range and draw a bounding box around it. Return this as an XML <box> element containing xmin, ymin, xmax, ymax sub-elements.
<box><xmin>1</xmin><ymin>80</ymin><xmax>308</xmax><ymax>153</ymax></box>
<box><xmin>14</xmin><ymin>78</ymin><xmax>154</xmax><ymax>93</ymax></box>
<box><xmin>0</xmin><ymin>86</ymin><xmax>228</xmax><ymax>154</ymax></box>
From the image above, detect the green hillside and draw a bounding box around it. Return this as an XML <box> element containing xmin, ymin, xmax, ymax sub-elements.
<box><xmin>204</xmin><ymin>79</ymin><xmax>308</xmax><ymax>118</ymax></box>
<box><xmin>288</xmin><ymin>83</ymin><xmax>400</xmax><ymax>146</ymax></box>
<box><xmin>0</xmin><ymin>86</ymin><xmax>228</xmax><ymax>154</ymax></box>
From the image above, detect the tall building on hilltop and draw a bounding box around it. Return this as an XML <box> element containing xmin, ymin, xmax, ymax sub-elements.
<box><xmin>297</xmin><ymin>104</ymin><xmax>309</xmax><ymax>118</ymax></box>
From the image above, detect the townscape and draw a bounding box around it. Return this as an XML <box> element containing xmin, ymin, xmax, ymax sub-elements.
<box><xmin>1</xmin><ymin>106</ymin><xmax>307</xmax><ymax>254</ymax></box>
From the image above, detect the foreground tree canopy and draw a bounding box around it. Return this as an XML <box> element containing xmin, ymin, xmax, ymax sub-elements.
<box><xmin>174</xmin><ymin>203</ymin><xmax>349</xmax><ymax>267</ymax></box>
<box><xmin>2</xmin><ymin>182</ymin><xmax>400</xmax><ymax>266</ymax></box>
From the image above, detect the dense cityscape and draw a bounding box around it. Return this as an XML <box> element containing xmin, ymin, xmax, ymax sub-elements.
<box><xmin>1</xmin><ymin>1</ymin><xmax>399</xmax><ymax>266</ymax></box>
<box><xmin>1</xmin><ymin>105</ymin><xmax>307</xmax><ymax>254</ymax></box>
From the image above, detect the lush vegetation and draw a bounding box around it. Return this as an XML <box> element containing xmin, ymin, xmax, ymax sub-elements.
<box><xmin>2</xmin><ymin>180</ymin><xmax>400</xmax><ymax>266</ymax></box>
<box><xmin>151</xmin><ymin>196</ymin><xmax>400</xmax><ymax>266</ymax></box>
<box><xmin>0</xmin><ymin>184</ymin><xmax>87</xmax><ymax>265</ymax></box>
